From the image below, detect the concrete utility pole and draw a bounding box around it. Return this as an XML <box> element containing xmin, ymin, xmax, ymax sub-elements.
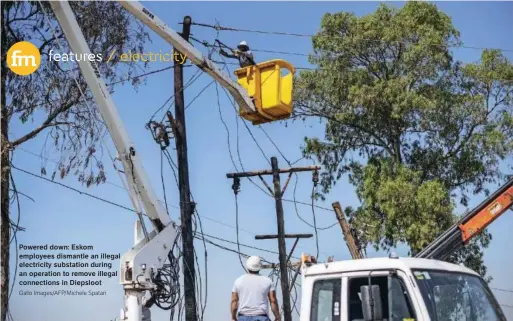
<box><xmin>173</xmin><ymin>16</ymin><xmax>197</xmax><ymax>321</ymax></box>
<box><xmin>332</xmin><ymin>202</ymin><xmax>363</xmax><ymax>259</ymax></box>
<box><xmin>227</xmin><ymin>157</ymin><xmax>320</xmax><ymax>321</ymax></box>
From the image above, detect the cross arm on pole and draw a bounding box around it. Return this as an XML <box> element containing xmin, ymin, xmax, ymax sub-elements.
<box><xmin>255</xmin><ymin>234</ymin><xmax>313</xmax><ymax>240</ymax></box>
<box><xmin>261</xmin><ymin>262</ymin><xmax>301</xmax><ymax>270</ymax></box>
<box><xmin>226</xmin><ymin>165</ymin><xmax>320</xmax><ymax>179</ymax></box>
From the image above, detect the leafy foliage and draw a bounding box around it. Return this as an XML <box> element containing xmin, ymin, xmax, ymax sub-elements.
<box><xmin>2</xmin><ymin>1</ymin><xmax>151</xmax><ymax>184</ymax></box>
<box><xmin>346</xmin><ymin>158</ymin><xmax>454</xmax><ymax>254</ymax></box>
<box><xmin>294</xmin><ymin>2</ymin><xmax>513</xmax><ymax>275</ymax></box>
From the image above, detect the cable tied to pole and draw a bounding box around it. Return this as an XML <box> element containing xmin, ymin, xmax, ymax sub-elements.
<box><xmin>312</xmin><ymin>169</ymin><xmax>319</xmax><ymax>187</ymax></box>
<box><xmin>232</xmin><ymin>177</ymin><xmax>241</xmax><ymax>195</ymax></box>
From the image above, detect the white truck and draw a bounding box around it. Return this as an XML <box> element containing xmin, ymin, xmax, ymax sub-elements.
<box><xmin>299</xmin><ymin>254</ymin><xmax>507</xmax><ymax>321</ymax></box>
<box><xmin>299</xmin><ymin>177</ymin><xmax>513</xmax><ymax>321</ymax></box>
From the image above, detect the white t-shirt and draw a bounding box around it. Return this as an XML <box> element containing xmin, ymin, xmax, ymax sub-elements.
<box><xmin>232</xmin><ymin>273</ymin><xmax>274</xmax><ymax>316</ymax></box>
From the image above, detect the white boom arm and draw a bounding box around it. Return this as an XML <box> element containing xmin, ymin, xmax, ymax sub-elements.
<box><xmin>49</xmin><ymin>2</ymin><xmax>178</xmax><ymax>321</ymax></box>
<box><xmin>118</xmin><ymin>1</ymin><xmax>257</xmax><ymax>114</ymax></box>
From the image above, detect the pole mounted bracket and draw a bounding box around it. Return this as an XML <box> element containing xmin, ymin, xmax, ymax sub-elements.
<box><xmin>232</xmin><ymin>177</ymin><xmax>241</xmax><ymax>195</ymax></box>
<box><xmin>312</xmin><ymin>169</ymin><xmax>319</xmax><ymax>187</ymax></box>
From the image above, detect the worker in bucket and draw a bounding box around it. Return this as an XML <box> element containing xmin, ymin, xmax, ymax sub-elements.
<box><xmin>220</xmin><ymin>41</ymin><xmax>256</xmax><ymax>68</ymax></box>
<box><xmin>231</xmin><ymin>256</ymin><xmax>281</xmax><ymax>321</ymax></box>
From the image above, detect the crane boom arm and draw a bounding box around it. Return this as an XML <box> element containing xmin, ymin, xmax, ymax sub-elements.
<box><xmin>118</xmin><ymin>1</ymin><xmax>257</xmax><ymax>115</ymax></box>
<box><xmin>50</xmin><ymin>3</ymin><xmax>182</xmax><ymax>320</ymax></box>
<box><xmin>416</xmin><ymin>177</ymin><xmax>513</xmax><ymax>260</ymax></box>
<box><xmin>50</xmin><ymin>1</ymin><xmax>170</xmax><ymax>230</ymax></box>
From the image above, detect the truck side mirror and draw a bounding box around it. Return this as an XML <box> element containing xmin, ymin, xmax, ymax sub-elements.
<box><xmin>361</xmin><ymin>285</ymin><xmax>383</xmax><ymax>321</ymax></box>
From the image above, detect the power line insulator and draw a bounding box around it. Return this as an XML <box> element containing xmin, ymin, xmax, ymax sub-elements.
<box><xmin>147</xmin><ymin>120</ymin><xmax>172</xmax><ymax>150</ymax></box>
<box><xmin>312</xmin><ymin>169</ymin><xmax>319</xmax><ymax>187</ymax></box>
<box><xmin>232</xmin><ymin>177</ymin><xmax>241</xmax><ymax>195</ymax></box>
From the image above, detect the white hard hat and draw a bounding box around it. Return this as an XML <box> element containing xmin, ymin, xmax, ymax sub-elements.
<box><xmin>246</xmin><ymin>256</ymin><xmax>262</xmax><ymax>272</ymax></box>
<box><xmin>238</xmin><ymin>41</ymin><xmax>249</xmax><ymax>49</ymax></box>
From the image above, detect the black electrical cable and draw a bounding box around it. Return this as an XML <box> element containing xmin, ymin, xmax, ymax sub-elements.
<box><xmin>194</xmin><ymin>212</ymin><xmax>208</xmax><ymax>320</ymax></box>
<box><xmin>214</xmin><ymin>81</ymin><xmax>241</xmax><ymax>172</ymax></box>
<box><xmin>107</xmin><ymin>64</ymin><xmax>193</xmax><ymax>87</ymax></box>
<box><xmin>212</xmin><ymin>74</ymin><xmax>276</xmax><ymax>198</ymax></box>
<box><xmin>311</xmin><ymin>185</ymin><xmax>320</xmax><ymax>259</ymax></box>
<box><xmin>189</xmin><ymin>21</ymin><xmax>513</xmax><ymax>53</ymax></box>
<box><xmin>149</xmin><ymin>68</ymin><xmax>204</xmax><ymax>123</ymax></box>
<box><xmin>234</xmin><ymin>192</ymin><xmax>247</xmax><ymax>272</ymax></box>
<box><xmin>161</xmin><ymin>151</ymin><xmax>171</xmax><ymax>215</ymax></box>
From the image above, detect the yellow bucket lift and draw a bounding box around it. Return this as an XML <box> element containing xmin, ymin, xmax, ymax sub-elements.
<box><xmin>234</xmin><ymin>59</ymin><xmax>296</xmax><ymax>125</ymax></box>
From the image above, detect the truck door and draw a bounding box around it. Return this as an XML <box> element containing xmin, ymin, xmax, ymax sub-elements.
<box><xmin>343</xmin><ymin>271</ymin><xmax>421</xmax><ymax>321</ymax></box>
<box><xmin>309</xmin><ymin>277</ymin><xmax>342</xmax><ymax>321</ymax></box>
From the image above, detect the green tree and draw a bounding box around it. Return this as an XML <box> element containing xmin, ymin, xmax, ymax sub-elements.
<box><xmin>1</xmin><ymin>2</ymin><xmax>150</xmax><ymax>320</ymax></box>
<box><xmin>294</xmin><ymin>2</ymin><xmax>513</xmax><ymax>275</ymax></box>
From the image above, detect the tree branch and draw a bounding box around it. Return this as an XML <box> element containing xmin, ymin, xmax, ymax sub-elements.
<box><xmin>10</xmin><ymin>95</ymin><xmax>76</xmax><ymax>147</ymax></box>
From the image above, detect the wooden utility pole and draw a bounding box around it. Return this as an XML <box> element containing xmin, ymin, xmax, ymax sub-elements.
<box><xmin>332</xmin><ymin>202</ymin><xmax>363</xmax><ymax>259</ymax></box>
<box><xmin>173</xmin><ymin>16</ymin><xmax>197</xmax><ymax>321</ymax></box>
<box><xmin>227</xmin><ymin>157</ymin><xmax>320</xmax><ymax>321</ymax></box>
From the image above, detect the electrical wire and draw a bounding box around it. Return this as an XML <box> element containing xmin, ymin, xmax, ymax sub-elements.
<box><xmin>11</xmin><ymin>164</ymin><xmax>279</xmax><ymax>264</ymax></box>
<box><xmin>191</xmin><ymin>35</ymin><xmax>513</xmax><ymax>83</ymax></box>
<box><xmin>12</xmin><ymin>165</ymin><xmax>141</xmax><ymax>214</ymax></box>
<box><xmin>214</xmin><ymin>81</ymin><xmax>241</xmax><ymax>172</ymax></box>
<box><xmin>292</xmin><ymin>175</ymin><xmax>337</xmax><ymax>230</ymax></box>
<box><xmin>160</xmin><ymin>151</ymin><xmax>171</xmax><ymax>216</ymax></box>
<box><xmin>159</xmin><ymin>144</ymin><xmax>206</xmax><ymax>321</ymax></box>
<box><xmin>198</xmin><ymin>235</ymin><xmax>275</xmax><ymax>265</ymax></box>
<box><xmin>149</xmin><ymin>68</ymin><xmax>204</xmax><ymax>123</ymax></box>
<box><xmin>193</xmin><ymin>208</ymin><xmax>208</xmax><ymax>320</ymax></box>
<box><xmin>234</xmin><ymin>193</ymin><xmax>247</xmax><ymax>272</ymax></box>
<box><xmin>259</xmin><ymin>126</ymin><xmax>292</xmax><ymax>166</ymax></box>
<box><xmin>17</xmin><ymin>146</ymin><xmax>293</xmax><ymax>238</ymax></box>
<box><xmin>212</xmin><ymin>58</ymin><xmax>318</xmax><ymax>71</ymax></box>
<box><xmin>107</xmin><ymin>64</ymin><xmax>193</xmax><ymax>87</ymax></box>
<box><xmin>215</xmin><ymin>56</ymin><xmax>270</xmax><ymax>165</ymax></box>
<box><xmin>189</xmin><ymin>21</ymin><xmax>513</xmax><ymax>53</ymax></box>
<box><xmin>311</xmin><ymin>185</ymin><xmax>319</xmax><ymax>259</ymax></box>
<box><xmin>492</xmin><ymin>287</ymin><xmax>513</xmax><ymax>293</ymax></box>
<box><xmin>199</xmin><ymin>231</ymin><xmax>283</xmax><ymax>256</ymax></box>
<box><xmin>17</xmin><ymin>147</ymin><xmax>129</xmax><ymax>192</ymax></box>
<box><xmin>185</xmin><ymin>80</ymin><xmax>216</xmax><ymax>110</ymax></box>
<box><xmin>213</xmin><ymin>73</ymin><xmax>277</xmax><ymax>199</ymax></box>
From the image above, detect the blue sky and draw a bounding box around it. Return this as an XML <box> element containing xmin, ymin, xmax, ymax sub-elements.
<box><xmin>8</xmin><ymin>1</ymin><xmax>513</xmax><ymax>321</ymax></box>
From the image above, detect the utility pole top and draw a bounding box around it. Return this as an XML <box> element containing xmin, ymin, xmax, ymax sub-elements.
<box><xmin>332</xmin><ymin>201</ymin><xmax>363</xmax><ymax>260</ymax></box>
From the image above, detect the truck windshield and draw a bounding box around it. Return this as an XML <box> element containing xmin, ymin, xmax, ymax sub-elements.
<box><xmin>412</xmin><ymin>269</ymin><xmax>506</xmax><ymax>321</ymax></box>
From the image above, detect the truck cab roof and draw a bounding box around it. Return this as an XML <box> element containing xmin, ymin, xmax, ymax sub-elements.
<box><xmin>302</xmin><ymin>256</ymin><xmax>479</xmax><ymax>277</ymax></box>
